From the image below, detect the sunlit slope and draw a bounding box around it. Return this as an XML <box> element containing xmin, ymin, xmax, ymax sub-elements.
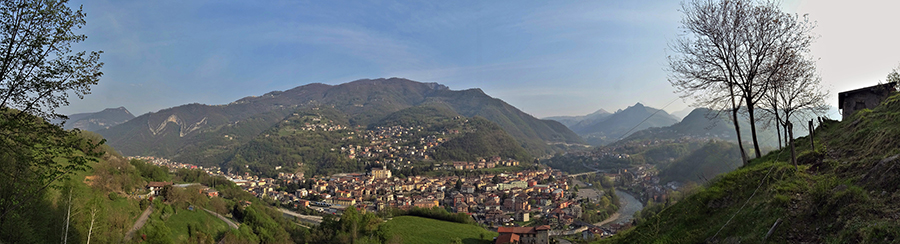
<box><xmin>602</xmin><ymin>94</ymin><xmax>900</xmax><ymax>243</ymax></box>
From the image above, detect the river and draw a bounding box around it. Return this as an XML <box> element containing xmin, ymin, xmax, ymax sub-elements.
<box><xmin>603</xmin><ymin>190</ymin><xmax>642</xmax><ymax>226</ymax></box>
<box><xmin>572</xmin><ymin>178</ymin><xmax>643</xmax><ymax>226</ymax></box>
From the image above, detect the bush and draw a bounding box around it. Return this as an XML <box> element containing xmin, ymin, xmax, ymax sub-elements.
<box><xmin>140</xmin><ymin>199</ymin><xmax>150</xmax><ymax>211</ymax></box>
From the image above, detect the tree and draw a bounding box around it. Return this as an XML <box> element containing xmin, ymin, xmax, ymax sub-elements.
<box><xmin>0</xmin><ymin>0</ymin><xmax>103</xmax><ymax>121</ymax></box>
<box><xmin>0</xmin><ymin>0</ymin><xmax>103</xmax><ymax>231</ymax></box>
<box><xmin>760</xmin><ymin>53</ymin><xmax>828</xmax><ymax>151</ymax></box>
<box><xmin>669</xmin><ymin>0</ymin><xmax>816</xmax><ymax>163</ymax></box>
<box><xmin>888</xmin><ymin>65</ymin><xmax>900</xmax><ymax>82</ymax></box>
<box><xmin>84</xmin><ymin>196</ymin><xmax>105</xmax><ymax>244</ymax></box>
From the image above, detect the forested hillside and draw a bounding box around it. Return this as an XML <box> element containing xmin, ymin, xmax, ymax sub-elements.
<box><xmin>99</xmin><ymin>78</ymin><xmax>581</xmax><ymax>174</ymax></box>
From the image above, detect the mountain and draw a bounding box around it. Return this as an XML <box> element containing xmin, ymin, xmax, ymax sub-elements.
<box><xmin>98</xmin><ymin>78</ymin><xmax>580</xmax><ymax>173</ymax></box>
<box><xmin>543</xmin><ymin>109</ymin><xmax>611</xmax><ymax>128</ymax></box>
<box><xmin>573</xmin><ymin>103</ymin><xmax>679</xmax><ymax>145</ymax></box>
<box><xmin>622</xmin><ymin>107</ymin><xmax>792</xmax><ymax>150</ymax></box>
<box><xmin>54</xmin><ymin>107</ymin><xmax>135</xmax><ymax>131</ymax></box>
<box><xmin>605</xmin><ymin>93</ymin><xmax>900</xmax><ymax>243</ymax></box>
<box><xmin>669</xmin><ymin>107</ymin><xmax>695</xmax><ymax>120</ymax></box>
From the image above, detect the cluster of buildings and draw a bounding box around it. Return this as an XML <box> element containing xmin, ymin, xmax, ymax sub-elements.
<box><xmin>130</xmin><ymin>156</ymin><xmax>219</xmax><ymax>172</ymax></box>
<box><xmin>433</xmin><ymin>156</ymin><xmax>520</xmax><ymax>171</ymax></box>
<box><xmin>287</xmin><ymin>168</ymin><xmax>585</xmax><ymax>229</ymax></box>
<box><xmin>340</xmin><ymin>125</ymin><xmax>453</xmax><ymax>169</ymax></box>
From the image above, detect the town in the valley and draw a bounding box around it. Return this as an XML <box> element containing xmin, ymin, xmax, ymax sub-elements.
<box><xmin>131</xmin><ymin>142</ymin><xmax>673</xmax><ymax>242</ymax></box>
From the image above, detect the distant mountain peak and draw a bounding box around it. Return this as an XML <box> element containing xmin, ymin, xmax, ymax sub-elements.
<box><xmin>588</xmin><ymin>109</ymin><xmax>610</xmax><ymax>116</ymax></box>
<box><xmin>58</xmin><ymin>107</ymin><xmax>135</xmax><ymax>131</ymax></box>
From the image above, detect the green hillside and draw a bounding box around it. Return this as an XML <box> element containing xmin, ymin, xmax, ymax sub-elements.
<box><xmin>657</xmin><ymin>140</ymin><xmax>742</xmax><ymax>184</ymax></box>
<box><xmin>99</xmin><ymin>78</ymin><xmax>581</xmax><ymax>171</ymax></box>
<box><xmin>381</xmin><ymin>216</ymin><xmax>497</xmax><ymax>244</ymax></box>
<box><xmin>602</xmin><ymin>93</ymin><xmax>900</xmax><ymax>243</ymax></box>
<box><xmin>432</xmin><ymin>116</ymin><xmax>532</xmax><ymax>162</ymax></box>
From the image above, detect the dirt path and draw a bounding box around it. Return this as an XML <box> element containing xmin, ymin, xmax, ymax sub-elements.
<box><xmin>124</xmin><ymin>205</ymin><xmax>153</xmax><ymax>241</ymax></box>
<box><xmin>204</xmin><ymin>208</ymin><xmax>239</xmax><ymax>229</ymax></box>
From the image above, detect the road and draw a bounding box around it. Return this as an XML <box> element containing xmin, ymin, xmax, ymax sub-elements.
<box><xmin>123</xmin><ymin>205</ymin><xmax>153</xmax><ymax>241</ymax></box>
<box><xmin>278</xmin><ymin>208</ymin><xmax>324</xmax><ymax>225</ymax></box>
<box><xmin>204</xmin><ymin>208</ymin><xmax>240</xmax><ymax>229</ymax></box>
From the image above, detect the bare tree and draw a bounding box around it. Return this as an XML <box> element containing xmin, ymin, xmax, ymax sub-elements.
<box><xmin>761</xmin><ymin>54</ymin><xmax>828</xmax><ymax>147</ymax></box>
<box><xmin>669</xmin><ymin>0</ymin><xmax>817</xmax><ymax>163</ymax></box>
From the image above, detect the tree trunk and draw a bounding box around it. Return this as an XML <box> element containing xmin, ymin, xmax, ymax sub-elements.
<box><xmin>64</xmin><ymin>188</ymin><xmax>72</xmax><ymax>244</ymax></box>
<box><xmin>730</xmin><ymin>87</ymin><xmax>749</xmax><ymax>166</ymax></box>
<box><xmin>87</xmin><ymin>208</ymin><xmax>97</xmax><ymax>244</ymax></box>
<box><xmin>775</xmin><ymin>112</ymin><xmax>782</xmax><ymax>149</ymax></box>
<box><xmin>746</xmin><ymin>97</ymin><xmax>762</xmax><ymax>158</ymax></box>
<box><xmin>783</xmin><ymin>123</ymin><xmax>789</xmax><ymax>151</ymax></box>
<box><xmin>789</xmin><ymin>122</ymin><xmax>797</xmax><ymax>171</ymax></box>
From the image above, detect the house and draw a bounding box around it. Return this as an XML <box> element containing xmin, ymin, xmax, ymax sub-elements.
<box><xmin>370</xmin><ymin>167</ymin><xmax>392</xmax><ymax>179</ymax></box>
<box><xmin>205</xmin><ymin>188</ymin><xmax>219</xmax><ymax>197</ymax></box>
<box><xmin>456</xmin><ymin>202</ymin><xmax>469</xmax><ymax>213</ymax></box>
<box><xmin>414</xmin><ymin>199</ymin><xmax>439</xmax><ymax>209</ymax></box>
<box><xmin>461</xmin><ymin>184</ymin><xmax>476</xmax><ymax>194</ymax></box>
<box><xmin>495</xmin><ymin>225</ymin><xmax>551</xmax><ymax>244</ymax></box>
<box><xmin>453</xmin><ymin>161</ymin><xmax>467</xmax><ymax>170</ymax></box>
<box><xmin>516</xmin><ymin>211</ymin><xmax>530</xmax><ymax>222</ymax></box>
<box><xmin>581</xmin><ymin>227</ymin><xmax>608</xmax><ymax>241</ymax></box>
<box><xmin>147</xmin><ymin>181</ymin><xmax>172</xmax><ymax>196</ymax></box>
<box><xmin>332</xmin><ymin>197</ymin><xmax>356</xmax><ymax>206</ymax></box>
<box><xmin>838</xmin><ymin>82</ymin><xmax>897</xmax><ymax>120</ymax></box>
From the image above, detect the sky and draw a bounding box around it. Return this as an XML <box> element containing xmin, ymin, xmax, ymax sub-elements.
<box><xmin>60</xmin><ymin>0</ymin><xmax>900</xmax><ymax>119</ymax></box>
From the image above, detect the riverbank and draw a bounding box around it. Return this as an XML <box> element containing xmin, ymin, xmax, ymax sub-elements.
<box><xmin>596</xmin><ymin>189</ymin><xmax>642</xmax><ymax>227</ymax></box>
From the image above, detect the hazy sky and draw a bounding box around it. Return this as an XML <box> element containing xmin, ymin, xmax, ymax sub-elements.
<box><xmin>60</xmin><ymin>0</ymin><xmax>900</xmax><ymax>119</ymax></box>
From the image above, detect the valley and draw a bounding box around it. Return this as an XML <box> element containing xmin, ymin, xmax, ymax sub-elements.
<box><xmin>2</xmin><ymin>0</ymin><xmax>895</xmax><ymax>243</ymax></box>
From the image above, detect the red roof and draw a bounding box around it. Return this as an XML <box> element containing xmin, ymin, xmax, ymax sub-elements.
<box><xmin>495</xmin><ymin>233</ymin><xmax>520</xmax><ymax>244</ymax></box>
<box><xmin>497</xmin><ymin>226</ymin><xmax>536</xmax><ymax>234</ymax></box>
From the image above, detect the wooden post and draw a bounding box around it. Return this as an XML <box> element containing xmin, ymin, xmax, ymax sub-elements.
<box><xmin>809</xmin><ymin>120</ymin><xmax>815</xmax><ymax>150</ymax></box>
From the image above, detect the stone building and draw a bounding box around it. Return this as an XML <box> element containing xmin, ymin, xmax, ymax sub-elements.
<box><xmin>839</xmin><ymin>82</ymin><xmax>897</xmax><ymax>120</ymax></box>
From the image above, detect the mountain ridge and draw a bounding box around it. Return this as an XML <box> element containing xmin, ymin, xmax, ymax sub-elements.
<box><xmin>552</xmin><ymin>102</ymin><xmax>680</xmax><ymax>146</ymax></box>
<box><xmin>54</xmin><ymin>106</ymin><xmax>135</xmax><ymax>131</ymax></box>
<box><xmin>98</xmin><ymin>78</ymin><xmax>581</xmax><ymax>169</ymax></box>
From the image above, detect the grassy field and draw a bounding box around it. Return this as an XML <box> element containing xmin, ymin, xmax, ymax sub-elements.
<box><xmin>165</xmin><ymin>207</ymin><xmax>231</xmax><ymax>242</ymax></box>
<box><xmin>382</xmin><ymin>216</ymin><xmax>498</xmax><ymax>244</ymax></box>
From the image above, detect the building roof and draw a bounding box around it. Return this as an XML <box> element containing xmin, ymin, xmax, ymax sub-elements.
<box><xmin>497</xmin><ymin>226</ymin><xmax>537</xmax><ymax>234</ymax></box>
<box><xmin>535</xmin><ymin>225</ymin><xmax>552</xmax><ymax>231</ymax></box>
<box><xmin>495</xmin><ymin>233</ymin><xmax>520</xmax><ymax>244</ymax></box>
<box><xmin>147</xmin><ymin>181</ymin><xmax>172</xmax><ymax>187</ymax></box>
<box><xmin>838</xmin><ymin>82</ymin><xmax>897</xmax><ymax>107</ymax></box>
